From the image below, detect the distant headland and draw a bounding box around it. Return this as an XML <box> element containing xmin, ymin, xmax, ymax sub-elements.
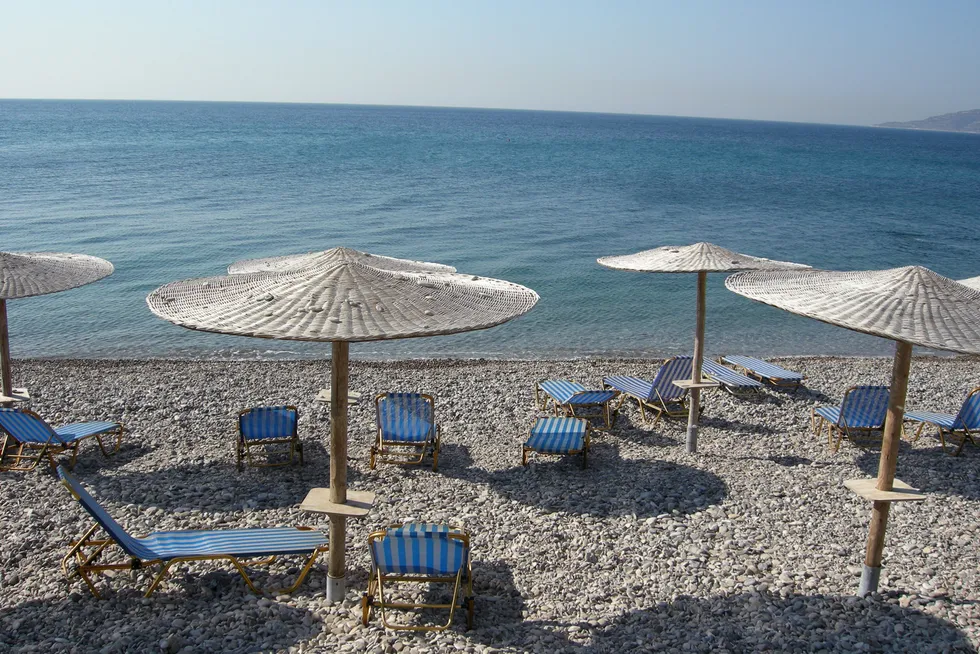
<box><xmin>877</xmin><ymin>109</ymin><xmax>980</xmax><ymax>134</ymax></box>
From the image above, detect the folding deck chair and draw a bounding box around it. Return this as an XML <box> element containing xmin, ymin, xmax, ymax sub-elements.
<box><xmin>602</xmin><ymin>355</ymin><xmax>693</xmax><ymax>426</ymax></box>
<box><xmin>811</xmin><ymin>385</ymin><xmax>890</xmax><ymax>452</ymax></box>
<box><xmin>905</xmin><ymin>387</ymin><xmax>980</xmax><ymax>456</ymax></box>
<box><xmin>0</xmin><ymin>407</ymin><xmax>124</xmax><ymax>472</ymax></box>
<box><xmin>58</xmin><ymin>467</ymin><xmax>328</xmax><ymax>598</ymax></box>
<box><xmin>236</xmin><ymin>405</ymin><xmax>302</xmax><ymax>471</ymax></box>
<box><xmin>522</xmin><ymin>416</ymin><xmax>591</xmax><ymax>468</ymax></box>
<box><xmin>720</xmin><ymin>355</ymin><xmax>805</xmax><ymax>390</ymax></box>
<box><xmin>701</xmin><ymin>359</ymin><xmax>764</xmax><ymax>394</ymax></box>
<box><xmin>372</xmin><ymin>393</ymin><xmax>441</xmax><ymax>471</ymax></box>
<box><xmin>535</xmin><ymin>380</ymin><xmax>619</xmax><ymax>430</ymax></box>
<box><xmin>362</xmin><ymin>523</ymin><xmax>474</xmax><ymax>632</ymax></box>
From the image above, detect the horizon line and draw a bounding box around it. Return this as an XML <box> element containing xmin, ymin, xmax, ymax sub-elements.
<box><xmin>0</xmin><ymin>96</ymin><xmax>877</xmax><ymax>129</ymax></box>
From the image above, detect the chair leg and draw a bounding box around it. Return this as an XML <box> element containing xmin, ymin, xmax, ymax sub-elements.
<box><xmin>145</xmin><ymin>561</ymin><xmax>176</xmax><ymax>597</ymax></box>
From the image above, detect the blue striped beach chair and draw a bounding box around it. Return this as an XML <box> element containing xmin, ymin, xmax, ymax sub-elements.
<box><xmin>700</xmin><ymin>359</ymin><xmax>764</xmax><ymax>394</ymax></box>
<box><xmin>372</xmin><ymin>393</ymin><xmax>441</xmax><ymax>471</ymax></box>
<box><xmin>905</xmin><ymin>387</ymin><xmax>980</xmax><ymax>456</ymax></box>
<box><xmin>602</xmin><ymin>355</ymin><xmax>693</xmax><ymax>426</ymax></box>
<box><xmin>57</xmin><ymin>466</ymin><xmax>328</xmax><ymax>598</ymax></box>
<box><xmin>535</xmin><ymin>380</ymin><xmax>620</xmax><ymax>430</ymax></box>
<box><xmin>237</xmin><ymin>406</ymin><xmax>302</xmax><ymax>471</ymax></box>
<box><xmin>522</xmin><ymin>416</ymin><xmax>591</xmax><ymax>468</ymax></box>
<box><xmin>720</xmin><ymin>355</ymin><xmax>805</xmax><ymax>391</ymax></box>
<box><xmin>811</xmin><ymin>385</ymin><xmax>890</xmax><ymax>452</ymax></box>
<box><xmin>0</xmin><ymin>407</ymin><xmax>124</xmax><ymax>472</ymax></box>
<box><xmin>362</xmin><ymin>523</ymin><xmax>473</xmax><ymax>632</ymax></box>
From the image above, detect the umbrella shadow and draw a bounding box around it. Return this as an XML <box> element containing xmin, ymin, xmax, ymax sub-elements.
<box><xmin>441</xmin><ymin>443</ymin><xmax>727</xmax><ymax>518</ymax></box>
<box><xmin>0</xmin><ymin>590</ymin><xmax>323</xmax><ymax>652</ymax></box>
<box><xmin>540</xmin><ymin>591</ymin><xmax>974</xmax><ymax>653</ymax></box>
<box><xmin>697</xmin><ymin>414</ymin><xmax>778</xmax><ymax>436</ymax></box>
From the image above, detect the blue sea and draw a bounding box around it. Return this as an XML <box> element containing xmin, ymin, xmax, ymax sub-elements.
<box><xmin>2</xmin><ymin>100</ymin><xmax>979</xmax><ymax>360</ymax></box>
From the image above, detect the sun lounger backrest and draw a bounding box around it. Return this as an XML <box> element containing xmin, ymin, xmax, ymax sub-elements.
<box><xmin>650</xmin><ymin>356</ymin><xmax>693</xmax><ymax>401</ymax></box>
<box><xmin>954</xmin><ymin>388</ymin><xmax>980</xmax><ymax>430</ymax></box>
<box><xmin>839</xmin><ymin>386</ymin><xmax>890</xmax><ymax>429</ymax></box>
<box><xmin>57</xmin><ymin>466</ymin><xmax>156</xmax><ymax>560</ymax></box>
<box><xmin>239</xmin><ymin>406</ymin><xmax>297</xmax><ymax>441</ymax></box>
<box><xmin>377</xmin><ymin>393</ymin><xmax>434</xmax><ymax>435</ymax></box>
<box><xmin>371</xmin><ymin>523</ymin><xmax>468</xmax><ymax>576</ymax></box>
<box><xmin>0</xmin><ymin>408</ymin><xmax>63</xmax><ymax>445</ymax></box>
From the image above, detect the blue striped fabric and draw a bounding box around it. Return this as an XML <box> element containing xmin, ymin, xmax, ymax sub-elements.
<box><xmin>906</xmin><ymin>390</ymin><xmax>980</xmax><ymax>431</ymax></box>
<box><xmin>538</xmin><ymin>380</ymin><xmax>586</xmax><ymax>404</ymax></box>
<box><xmin>722</xmin><ymin>355</ymin><xmax>804</xmax><ymax>381</ymax></box>
<box><xmin>239</xmin><ymin>406</ymin><xmax>297</xmax><ymax>442</ymax></box>
<box><xmin>0</xmin><ymin>408</ymin><xmax>63</xmax><ymax>445</ymax></box>
<box><xmin>567</xmin><ymin>390</ymin><xmax>618</xmax><ymax>406</ymax></box>
<box><xmin>817</xmin><ymin>386</ymin><xmax>889</xmax><ymax>429</ymax></box>
<box><xmin>377</xmin><ymin>393</ymin><xmax>434</xmax><ymax>443</ymax></box>
<box><xmin>603</xmin><ymin>355</ymin><xmax>693</xmax><ymax>402</ymax></box>
<box><xmin>525</xmin><ymin>417</ymin><xmax>587</xmax><ymax>454</ymax></box>
<box><xmin>58</xmin><ymin>467</ymin><xmax>327</xmax><ymax>561</ymax></box>
<box><xmin>55</xmin><ymin>421</ymin><xmax>119</xmax><ymax>440</ymax></box>
<box><xmin>701</xmin><ymin>359</ymin><xmax>763</xmax><ymax>389</ymax></box>
<box><xmin>372</xmin><ymin>525</ymin><xmax>468</xmax><ymax>576</ymax></box>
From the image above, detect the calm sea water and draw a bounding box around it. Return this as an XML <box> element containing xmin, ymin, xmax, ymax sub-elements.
<box><xmin>2</xmin><ymin>100</ymin><xmax>979</xmax><ymax>360</ymax></box>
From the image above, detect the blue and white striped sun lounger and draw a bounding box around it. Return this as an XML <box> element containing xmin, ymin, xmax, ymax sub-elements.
<box><xmin>811</xmin><ymin>385</ymin><xmax>890</xmax><ymax>451</ymax></box>
<box><xmin>373</xmin><ymin>392</ymin><xmax>442</xmax><ymax>470</ymax></box>
<box><xmin>700</xmin><ymin>359</ymin><xmax>764</xmax><ymax>393</ymax></box>
<box><xmin>0</xmin><ymin>408</ymin><xmax>124</xmax><ymax>472</ymax></box>
<box><xmin>522</xmin><ymin>416</ymin><xmax>591</xmax><ymax>468</ymax></box>
<box><xmin>237</xmin><ymin>405</ymin><xmax>302</xmax><ymax>470</ymax></box>
<box><xmin>58</xmin><ymin>466</ymin><xmax>328</xmax><ymax>598</ymax></box>
<box><xmin>602</xmin><ymin>356</ymin><xmax>693</xmax><ymax>425</ymax></box>
<box><xmin>906</xmin><ymin>386</ymin><xmax>980</xmax><ymax>456</ymax></box>
<box><xmin>535</xmin><ymin>380</ymin><xmax>619</xmax><ymax>429</ymax></box>
<box><xmin>363</xmin><ymin>523</ymin><xmax>474</xmax><ymax>632</ymax></box>
<box><xmin>721</xmin><ymin>355</ymin><xmax>805</xmax><ymax>390</ymax></box>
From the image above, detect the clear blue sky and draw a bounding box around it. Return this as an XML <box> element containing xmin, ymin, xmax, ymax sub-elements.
<box><xmin>2</xmin><ymin>1</ymin><xmax>978</xmax><ymax>125</ymax></box>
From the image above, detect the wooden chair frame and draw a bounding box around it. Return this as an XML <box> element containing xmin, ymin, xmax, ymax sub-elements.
<box><xmin>236</xmin><ymin>405</ymin><xmax>302</xmax><ymax>471</ymax></box>
<box><xmin>0</xmin><ymin>409</ymin><xmax>123</xmax><ymax>473</ymax></box>
<box><xmin>370</xmin><ymin>393</ymin><xmax>441</xmax><ymax>471</ymax></box>
<box><xmin>361</xmin><ymin>526</ymin><xmax>473</xmax><ymax>632</ymax></box>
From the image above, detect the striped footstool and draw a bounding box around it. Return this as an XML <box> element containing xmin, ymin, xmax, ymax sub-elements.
<box><xmin>522</xmin><ymin>417</ymin><xmax>591</xmax><ymax>468</ymax></box>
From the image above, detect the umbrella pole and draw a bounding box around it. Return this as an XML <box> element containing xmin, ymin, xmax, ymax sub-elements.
<box><xmin>0</xmin><ymin>299</ymin><xmax>11</xmax><ymax>399</ymax></box>
<box><xmin>858</xmin><ymin>340</ymin><xmax>912</xmax><ymax>596</ymax></box>
<box><xmin>686</xmin><ymin>271</ymin><xmax>707</xmax><ymax>454</ymax></box>
<box><xmin>327</xmin><ymin>340</ymin><xmax>349</xmax><ymax>603</ymax></box>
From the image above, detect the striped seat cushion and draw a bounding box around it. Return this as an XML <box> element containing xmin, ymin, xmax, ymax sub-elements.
<box><xmin>0</xmin><ymin>409</ymin><xmax>118</xmax><ymax>446</ymax></box>
<box><xmin>239</xmin><ymin>406</ymin><xmax>297</xmax><ymax>441</ymax></box>
<box><xmin>722</xmin><ymin>355</ymin><xmax>804</xmax><ymax>381</ymax></box>
<box><xmin>377</xmin><ymin>393</ymin><xmax>435</xmax><ymax>443</ymax></box>
<box><xmin>525</xmin><ymin>417</ymin><xmax>587</xmax><ymax>454</ymax></box>
<box><xmin>372</xmin><ymin>524</ymin><xmax>468</xmax><ymax>576</ymax></box>
<box><xmin>701</xmin><ymin>359</ymin><xmax>763</xmax><ymax>389</ymax></box>
<box><xmin>58</xmin><ymin>467</ymin><xmax>326</xmax><ymax>561</ymax></box>
<box><xmin>816</xmin><ymin>386</ymin><xmax>889</xmax><ymax>429</ymax></box>
<box><xmin>904</xmin><ymin>410</ymin><xmax>956</xmax><ymax>429</ymax></box>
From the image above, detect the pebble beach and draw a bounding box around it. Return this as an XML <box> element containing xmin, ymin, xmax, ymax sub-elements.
<box><xmin>1</xmin><ymin>356</ymin><xmax>979</xmax><ymax>653</ymax></box>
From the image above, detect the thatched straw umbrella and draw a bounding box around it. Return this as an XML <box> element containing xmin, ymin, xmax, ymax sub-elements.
<box><xmin>597</xmin><ymin>243</ymin><xmax>809</xmax><ymax>453</ymax></box>
<box><xmin>0</xmin><ymin>252</ymin><xmax>114</xmax><ymax>399</ymax></box>
<box><xmin>726</xmin><ymin>265</ymin><xmax>980</xmax><ymax>595</ymax></box>
<box><xmin>147</xmin><ymin>247</ymin><xmax>538</xmax><ymax>602</ymax></box>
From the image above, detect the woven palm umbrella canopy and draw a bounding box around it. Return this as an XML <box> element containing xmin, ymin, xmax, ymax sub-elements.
<box><xmin>0</xmin><ymin>252</ymin><xmax>114</xmax><ymax>398</ymax></box>
<box><xmin>726</xmin><ymin>265</ymin><xmax>980</xmax><ymax>596</ymax></box>
<box><xmin>147</xmin><ymin>246</ymin><xmax>539</xmax><ymax>602</ymax></box>
<box><xmin>597</xmin><ymin>242</ymin><xmax>809</xmax><ymax>453</ymax></box>
<box><xmin>957</xmin><ymin>275</ymin><xmax>980</xmax><ymax>291</ymax></box>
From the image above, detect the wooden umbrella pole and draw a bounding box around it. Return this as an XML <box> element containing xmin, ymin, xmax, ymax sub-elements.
<box><xmin>686</xmin><ymin>271</ymin><xmax>707</xmax><ymax>454</ymax></box>
<box><xmin>0</xmin><ymin>299</ymin><xmax>11</xmax><ymax>399</ymax></box>
<box><xmin>327</xmin><ymin>340</ymin><xmax>350</xmax><ymax>602</ymax></box>
<box><xmin>859</xmin><ymin>340</ymin><xmax>912</xmax><ymax>596</ymax></box>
